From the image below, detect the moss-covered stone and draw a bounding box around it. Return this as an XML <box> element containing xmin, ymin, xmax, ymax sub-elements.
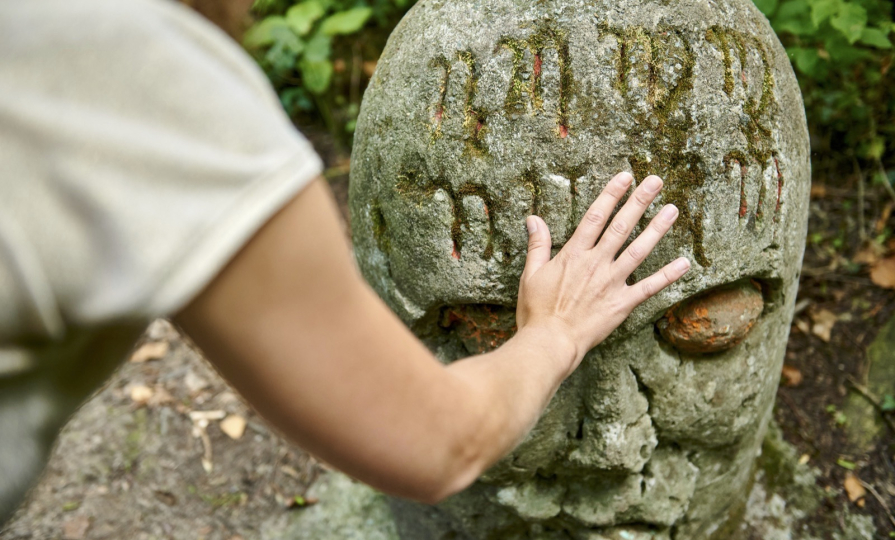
<box><xmin>349</xmin><ymin>0</ymin><xmax>811</xmax><ymax>537</ymax></box>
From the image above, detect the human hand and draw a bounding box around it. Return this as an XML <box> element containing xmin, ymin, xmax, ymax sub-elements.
<box><xmin>515</xmin><ymin>172</ymin><xmax>690</xmax><ymax>373</ymax></box>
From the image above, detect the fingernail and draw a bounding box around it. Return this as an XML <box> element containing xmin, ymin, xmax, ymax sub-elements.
<box><xmin>526</xmin><ymin>216</ymin><xmax>538</xmax><ymax>234</ymax></box>
<box><xmin>644</xmin><ymin>176</ymin><xmax>663</xmax><ymax>193</ymax></box>
<box><xmin>660</xmin><ymin>204</ymin><xmax>679</xmax><ymax>221</ymax></box>
<box><xmin>675</xmin><ymin>257</ymin><xmax>691</xmax><ymax>272</ymax></box>
<box><xmin>618</xmin><ymin>172</ymin><xmax>634</xmax><ymax>186</ymax></box>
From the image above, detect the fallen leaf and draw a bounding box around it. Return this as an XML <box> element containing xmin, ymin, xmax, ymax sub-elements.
<box><xmin>870</xmin><ymin>256</ymin><xmax>895</xmax><ymax>289</ymax></box>
<box><xmin>795</xmin><ymin>319</ymin><xmax>810</xmax><ymax>334</ymax></box>
<box><xmin>62</xmin><ymin>515</ymin><xmax>91</xmax><ymax>540</ymax></box>
<box><xmin>798</xmin><ymin>454</ymin><xmax>810</xmax><ymax>465</ymax></box>
<box><xmin>129</xmin><ymin>341</ymin><xmax>169</xmax><ymax>363</ymax></box>
<box><xmin>153</xmin><ymin>490</ymin><xmax>177</xmax><ymax>506</ymax></box>
<box><xmin>854</xmin><ymin>242</ymin><xmax>885</xmax><ymax>265</ymax></box>
<box><xmin>837</xmin><ymin>458</ymin><xmax>856</xmax><ymax>470</ymax></box>
<box><xmin>129</xmin><ymin>384</ymin><xmax>154</xmax><ymax>405</ymax></box>
<box><xmin>147</xmin><ymin>386</ymin><xmax>174</xmax><ymax>407</ymax></box>
<box><xmin>781</xmin><ymin>365</ymin><xmax>803</xmax><ymax>387</ymax></box>
<box><xmin>810</xmin><ymin>184</ymin><xmax>828</xmax><ymax>198</ymax></box>
<box><xmin>362</xmin><ymin>60</ymin><xmax>377</xmax><ymax>77</ymax></box>
<box><xmin>810</xmin><ymin>309</ymin><xmax>838</xmax><ymax>342</ymax></box>
<box><xmin>220</xmin><ymin>415</ymin><xmax>247</xmax><ymax>440</ymax></box>
<box><xmin>844</xmin><ymin>472</ymin><xmax>866</xmax><ymax>502</ymax></box>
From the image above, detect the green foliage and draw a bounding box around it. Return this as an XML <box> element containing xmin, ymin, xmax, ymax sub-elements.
<box><xmin>245</xmin><ymin>0</ymin><xmax>414</xmax><ymax>139</ymax></box>
<box><xmin>248</xmin><ymin>0</ymin><xmax>893</xmax><ymax>169</ymax></box>
<box><xmin>755</xmin><ymin>0</ymin><xmax>895</xmax><ymax>178</ymax></box>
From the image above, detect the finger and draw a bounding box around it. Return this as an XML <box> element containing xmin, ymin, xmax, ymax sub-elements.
<box><xmin>564</xmin><ymin>172</ymin><xmax>633</xmax><ymax>252</ymax></box>
<box><xmin>595</xmin><ymin>175</ymin><xmax>663</xmax><ymax>257</ymax></box>
<box><xmin>613</xmin><ymin>204</ymin><xmax>679</xmax><ymax>277</ymax></box>
<box><xmin>627</xmin><ymin>257</ymin><xmax>691</xmax><ymax>307</ymax></box>
<box><xmin>523</xmin><ymin>215</ymin><xmax>552</xmax><ymax>278</ymax></box>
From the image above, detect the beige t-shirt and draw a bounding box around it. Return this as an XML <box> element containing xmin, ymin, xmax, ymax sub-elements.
<box><xmin>0</xmin><ymin>0</ymin><xmax>322</xmax><ymax>521</ymax></box>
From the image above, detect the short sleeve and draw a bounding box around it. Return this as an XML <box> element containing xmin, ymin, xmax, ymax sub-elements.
<box><xmin>0</xmin><ymin>0</ymin><xmax>324</xmax><ymax>340</ymax></box>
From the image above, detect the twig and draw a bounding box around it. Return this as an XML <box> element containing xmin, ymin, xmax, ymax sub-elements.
<box><xmin>854</xmin><ymin>157</ymin><xmax>867</xmax><ymax>242</ymax></box>
<box><xmin>875</xmin><ymin>158</ymin><xmax>895</xmax><ymax>205</ymax></box>
<box><xmin>858</xmin><ymin>479</ymin><xmax>895</xmax><ymax>529</ymax></box>
<box><xmin>777</xmin><ymin>391</ymin><xmax>818</xmax><ymax>449</ymax></box>
<box><xmin>845</xmin><ymin>375</ymin><xmax>895</xmax><ymax>435</ymax></box>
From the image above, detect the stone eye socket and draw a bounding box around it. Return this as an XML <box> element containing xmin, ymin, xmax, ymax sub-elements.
<box><xmin>656</xmin><ymin>279</ymin><xmax>764</xmax><ymax>354</ymax></box>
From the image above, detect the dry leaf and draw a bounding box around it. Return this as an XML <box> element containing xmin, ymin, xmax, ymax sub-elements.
<box><xmin>147</xmin><ymin>386</ymin><xmax>174</xmax><ymax>407</ymax></box>
<box><xmin>62</xmin><ymin>515</ymin><xmax>91</xmax><ymax>540</ymax></box>
<box><xmin>795</xmin><ymin>319</ymin><xmax>810</xmax><ymax>334</ymax></box>
<box><xmin>843</xmin><ymin>472</ymin><xmax>866</xmax><ymax>502</ymax></box>
<box><xmin>870</xmin><ymin>256</ymin><xmax>895</xmax><ymax>289</ymax></box>
<box><xmin>853</xmin><ymin>242</ymin><xmax>885</xmax><ymax>265</ymax></box>
<box><xmin>810</xmin><ymin>184</ymin><xmax>828</xmax><ymax>198</ymax></box>
<box><xmin>362</xmin><ymin>60</ymin><xmax>377</xmax><ymax>77</ymax></box>
<box><xmin>810</xmin><ymin>309</ymin><xmax>838</xmax><ymax>342</ymax></box>
<box><xmin>781</xmin><ymin>365</ymin><xmax>803</xmax><ymax>387</ymax></box>
<box><xmin>130</xmin><ymin>341</ymin><xmax>169</xmax><ymax>363</ymax></box>
<box><xmin>129</xmin><ymin>384</ymin><xmax>154</xmax><ymax>405</ymax></box>
<box><xmin>220</xmin><ymin>414</ymin><xmax>247</xmax><ymax>440</ymax></box>
<box><xmin>798</xmin><ymin>454</ymin><xmax>810</xmax><ymax>465</ymax></box>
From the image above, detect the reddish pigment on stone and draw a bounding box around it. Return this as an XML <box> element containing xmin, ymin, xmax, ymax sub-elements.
<box><xmin>533</xmin><ymin>53</ymin><xmax>542</xmax><ymax>78</ymax></box>
<box><xmin>774</xmin><ymin>156</ymin><xmax>783</xmax><ymax>216</ymax></box>
<box><xmin>434</xmin><ymin>105</ymin><xmax>444</xmax><ymax>123</ymax></box>
<box><xmin>737</xmin><ymin>160</ymin><xmax>748</xmax><ymax>218</ymax></box>
<box><xmin>451</xmin><ymin>244</ymin><xmax>461</xmax><ymax>260</ymax></box>
<box><xmin>558</xmin><ymin>124</ymin><xmax>569</xmax><ymax>138</ymax></box>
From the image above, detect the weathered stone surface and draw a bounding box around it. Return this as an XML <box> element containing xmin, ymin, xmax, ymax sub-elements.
<box><xmin>349</xmin><ymin>0</ymin><xmax>811</xmax><ymax>536</ymax></box>
<box><xmin>264</xmin><ymin>472</ymin><xmax>398</xmax><ymax>540</ymax></box>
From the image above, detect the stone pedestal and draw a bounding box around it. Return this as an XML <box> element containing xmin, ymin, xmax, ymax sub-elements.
<box><xmin>347</xmin><ymin>0</ymin><xmax>811</xmax><ymax>536</ymax></box>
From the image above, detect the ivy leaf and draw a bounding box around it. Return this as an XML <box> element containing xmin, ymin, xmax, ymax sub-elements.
<box><xmin>286</xmin><ymin>1</ymin><xmax>326</xmax><ymax>36</ymax></box>
<box><xmin>243</xmin><ymin>16</ymin><xmax>291</xmax><ymax>49</ymax></box>
<box><xmin>265</xmin><ymin>32</ymin><xmax>305</xmax><ymax>72</ymax></box>
<box><xmin>859</xmin><ymin>27</ymin><xmax>893</xmax><ymax>49</ymax></box>
<box><xmin>787</xmin><ymin>46</ymin><xmax>825</xmax><ymax>77</ymax></box>
<box><xmin>320</xmin><ymin>7</ymin><xmax>373</xmax><ymax>35</ymax></box>
<box><xmin>773</xmin><ymin>0</ymin><xmax>815</xmax><ymax>35</ymax></box>
<box><xmin>882</xmin><ymin>394</ymin><xmax>895</xmax><ymax>412</ymax></box>
<box><xmin>808</xmin><ymin>0</ymin><xmax>840</xmax><ymax>28</ymax></box>
<box><xmin>830</xmin><ymin>2</ymin><xmax>867</xmax><ymax>44</ymax></box>
<box><xmin>300</xmin><ymin>59</ymin><xmax>334</xmax><ymax>94</ymax></box>
<box><xmin>303</xmin><ymin>32</ymin><xmax>332</xmax><ymax>62</ymax></box>
<box><xmin>753</xmin><ymin>0</ymin><xmax>779</xmax><ymax>17</ymax></box>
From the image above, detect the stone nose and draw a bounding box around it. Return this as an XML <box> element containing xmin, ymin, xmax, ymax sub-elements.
<box><xmin>656</xmin><ymin>279</ymin><xmax>764</xmax><ymax>354</ymax></box>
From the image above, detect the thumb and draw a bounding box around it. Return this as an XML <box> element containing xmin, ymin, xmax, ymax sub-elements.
<box><xmin>523</xmin><ymin>215</ymin><xmax>552</xmax><ymax>277</ymax></box>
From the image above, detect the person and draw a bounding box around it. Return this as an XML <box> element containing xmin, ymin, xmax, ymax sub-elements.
<box><xmin>0</xmin><ymin>0</ymin><xmax>690</xmax><ymax>525</ymax></box>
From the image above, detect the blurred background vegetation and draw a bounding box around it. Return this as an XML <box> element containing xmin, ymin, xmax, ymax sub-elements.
<box><xmin>243</xmin><ymin>0</ymin><xmax>894</xmax><ymax>193</ymax></box>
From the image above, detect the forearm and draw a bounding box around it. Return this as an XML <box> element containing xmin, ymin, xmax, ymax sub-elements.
<box><xmin>442</xmin><ymin>324</ymin><xmax>578</xmax><ymax>484</ymax></box>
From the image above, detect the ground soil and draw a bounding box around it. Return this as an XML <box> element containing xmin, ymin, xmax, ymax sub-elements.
<box><xmin>2</xmin><ymin>132</ymin><xmax>893</xmax><ymax>540</ymax></box>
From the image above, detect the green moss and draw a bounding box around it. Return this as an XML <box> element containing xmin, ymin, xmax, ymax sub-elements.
<box><xmin>428</xmin><ymin>56</ymin><xmax>452</xmax><ymax>142</ymax></box>
<box><xmin>370</xmin><ymin>201</ymin><xmax>391</xmax><ymax>254</ymax></box>
<box><xmin>457</xmin><ymin>50</ymin><xmax>488</xmax><ymax>156</ymax></box>
<box><xmin>499</xmin><ymin>24</ymin><xmax>574</xmax><ymax>136</ymax></box>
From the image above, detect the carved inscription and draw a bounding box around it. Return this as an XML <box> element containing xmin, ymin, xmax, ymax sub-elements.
<box><xmin>498</xmin><ymin>26</ymin><xmax>574</xmax><ymax>137</ymax></box>
<box><xmin>430</xmin><ymin>51</ymin><xmax>487</xmax><ymax>153</ymax></box>
<box><xmin>381</xmin><ymin>23</ymin><xmax>783</xmax><ymax>268</ymax></box>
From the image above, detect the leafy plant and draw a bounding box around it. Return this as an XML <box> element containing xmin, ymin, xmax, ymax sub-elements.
<box><xmin>245</xmin><ymin>0</ymin><xmax>413</xmax><ymax>139</ymax></box>
<box><xmin>755</xmin><ymin>0</ymin><xmax>895</xmax><ymax>180</ymax></box>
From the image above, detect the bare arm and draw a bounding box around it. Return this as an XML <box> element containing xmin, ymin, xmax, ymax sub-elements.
<box><xmin>173</xmin><ymin>172</ymin><xmax>688</xmax><ymax>504</ymax></box>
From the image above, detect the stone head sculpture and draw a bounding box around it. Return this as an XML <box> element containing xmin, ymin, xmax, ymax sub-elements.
<box><xmin>348</xmin><ymin>0</ymin><xmax>810</xmax><ymax>536</ymax></box>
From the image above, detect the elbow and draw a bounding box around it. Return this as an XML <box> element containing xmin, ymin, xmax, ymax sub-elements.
<box><xmin>416</xmin><ymin>462</ymin><xmax>482</xmax><ymax>505</ymax></box>
<box><xmin>407</xmin><ymin>430</ymin><xmax>491</xmax><ymax>505</ymax></box>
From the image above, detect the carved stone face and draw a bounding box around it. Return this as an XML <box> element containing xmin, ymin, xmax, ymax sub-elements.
<box><xmin>349</xmin><ymin>0</ymin><xmax>810</xmax><ymax>537</ymax></box>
